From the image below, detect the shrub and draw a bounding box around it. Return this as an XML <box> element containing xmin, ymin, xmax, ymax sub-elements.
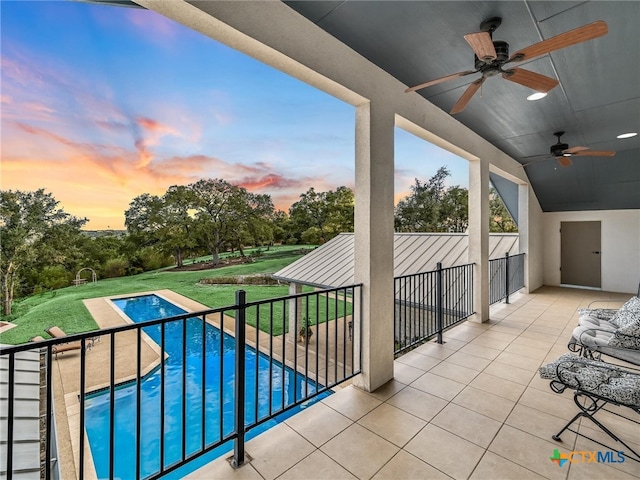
<box><xmin>103</xmin><ymin>257</ymin><xmax>129</xmax><ymax>278</ymax></box>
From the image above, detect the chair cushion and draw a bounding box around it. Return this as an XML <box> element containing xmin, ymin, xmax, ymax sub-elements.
<box><xmin>577</xmin><ymin>308</ymin><xmax>617</xmax><ymax>321</ymax></box>
<box><xmin>607</xmin><ymin>319</ymin><xmax>640</xmax><ymax>349</ymax></box>
<box><xmin>610</xmin><ymin>296</ymin><xmax>640</xmax><ymax>328</ymax></box>
<box><xmin>578</xmin><ymin>315</ymin><xmax>618</xmax><ymax>332</ymax></box>
<box><xmin>539</xmin><ymin>353</ymin><xmax>640</xmax><ymax>407</ymax></box>
<box><xmin>572</xmin><ymin>325</ymin><xmax>613</xmax><ymax>348</ymax></box>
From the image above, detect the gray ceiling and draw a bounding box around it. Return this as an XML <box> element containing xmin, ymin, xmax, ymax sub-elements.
<box><xmin>284</xmin><ymin>1</ymin><xmax>640</xmax><ymax>212</ymax></box>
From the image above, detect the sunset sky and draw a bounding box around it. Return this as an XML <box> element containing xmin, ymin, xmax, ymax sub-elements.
<box><xmin>1</xmin><ymin>1</ymin><xmax>468</xmax><ymax>230</ymax></box>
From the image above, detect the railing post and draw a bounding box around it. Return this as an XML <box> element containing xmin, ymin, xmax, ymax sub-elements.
<box><xmin>504</xmin><ymin>252</ymin><xmax>510</xmax><ymax>304</ymax></box>
<box><xmin>436</xmin><ymin>262</ymin><xmax>443</xmax><ymax>344</ymax></box>
<box><xmin>233</xmin><ymin>290</ymin><xmax>246</xmax><ymax>468</ymax></box>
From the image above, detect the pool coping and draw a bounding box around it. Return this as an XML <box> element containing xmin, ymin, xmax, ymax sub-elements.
<box><xmin>56</xmin><ymin>289</ymin><xmax>353</xmax><ymax>480</ymax></box>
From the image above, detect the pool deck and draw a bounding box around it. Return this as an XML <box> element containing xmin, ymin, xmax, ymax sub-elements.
<box><xmin>53</xmin><ymin>289</ymin><xmax>354</xmax><ymax>480</ymax></box>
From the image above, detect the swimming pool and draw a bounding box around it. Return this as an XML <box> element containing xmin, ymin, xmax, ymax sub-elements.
<box><xmin>84</xmin><ymin>294</ymin><xmax>326</xmax><ymax>479</ymax></box>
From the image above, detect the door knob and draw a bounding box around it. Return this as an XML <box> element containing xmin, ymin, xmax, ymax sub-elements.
<box><xmin>592</xmin><ymin>251</ymin><xmax>600</xmax><ymax>254</ymax></box>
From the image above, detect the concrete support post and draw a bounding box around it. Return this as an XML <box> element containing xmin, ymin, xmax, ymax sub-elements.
<box><xmin>288</xmin><ymin>282</ymin><xmax>302</xmax><ymax>338</ymax></box>
<box><xmin>469</xmin><ymin>159</ymin><xmax>490</xmax><ymax>322</ymax></box>
<box><xmin>352</xmin><ymin>101</ymin><xmax>395</xmax><ymax>392</ymax></box>
<box><xmin>518</xmin><ymin>184</ymin><xmax>531</xmax><ymax>293</ymax></box>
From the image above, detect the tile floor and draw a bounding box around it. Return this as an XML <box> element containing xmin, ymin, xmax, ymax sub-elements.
<box><xmin>185</xmin><ymin>286</ymin><xmax>639</xmax><ymax>480</ymax></box>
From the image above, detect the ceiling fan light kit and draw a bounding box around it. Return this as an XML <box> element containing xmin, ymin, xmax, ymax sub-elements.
<box><xmin>405</xmin><ymin>18</ymin><xmax>608</xmax><ymax>114</ymax></box>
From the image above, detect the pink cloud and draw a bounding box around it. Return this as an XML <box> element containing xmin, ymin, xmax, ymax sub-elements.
<box><xmin>126</xmin><ymin>9</ymin><xmax>178</xmax><ymax>39</ymax></box>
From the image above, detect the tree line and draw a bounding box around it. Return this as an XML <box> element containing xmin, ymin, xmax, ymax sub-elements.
<box><xmin>0</xmin><ymin>167</ymin><xmax>514</xmax><ymax>316</ymax></box>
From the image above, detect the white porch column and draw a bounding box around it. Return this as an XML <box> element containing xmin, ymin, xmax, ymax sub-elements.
<box><xmin>518</xmin><ymin>184</ymin><xmax>531</xmax><ymax>293</ymax></box>
<box><xmin>353</xmin><ymin>101</ymin><xmax>395</xmax><ymax>392</ymax></box>
<box><xmin>288</xmin><ymin>282</ymin><xmax>302</xmax><ymax>338</ymax></box>
<box><xmin>469</xmin><ymin>158</ymin><xmax>490</xmax><ymax>322</ymax></box>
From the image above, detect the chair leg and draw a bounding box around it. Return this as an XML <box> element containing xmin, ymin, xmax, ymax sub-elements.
<box><xmin>554</xmin><ymin>391</ymin><xmax>640</xmax><ymax>462</ymax></box>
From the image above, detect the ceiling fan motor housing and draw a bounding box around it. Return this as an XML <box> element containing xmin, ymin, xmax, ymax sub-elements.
<box><xmin>474</xmin><ymin>40</ymin><xmax>509</xmax><ymax>71</ymax></box>
<box><xmin>551</xmin><ymin>142</ymin><xmax>569</xmax><ymax>156</ymax></box>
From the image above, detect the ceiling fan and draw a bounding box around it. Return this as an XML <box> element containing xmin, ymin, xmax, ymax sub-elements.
<box><xmin>405</xmin><ymin>17</ymin><xmax>608</xmax><ymax>114</ymax></box>
<box><xmin>521</xmin><ymin>131</ymin><xmax>616</xmax><ymax>168</ymax></box>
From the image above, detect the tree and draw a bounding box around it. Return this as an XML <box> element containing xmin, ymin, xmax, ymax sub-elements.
<box><xmin>125</xmin><ymin>187</ymin><xmax>197</xmax><ymax>268</ymax></box>
<box><xmin>190</xmin><ymin>179</ymin><xmax>252</xmax><ymax>264</ymax></box>
<box><xmin>394</xmin><ymin>166</ymin><xmax>464</xmax><ymax>232</ymax></box>
<box><xmin>489</xmin><ymin>187</ymin><xmax>518</xmax><ymax>232</ymax></box>
<box><xmin>289</xmin><ymin>186</ymin><xmax>354</xmax><ymax>244</ymax></box>
<box><xmin>0</xmin><ymin>189</ymin><xmax>87</xmax><ymax>315</ymax></box>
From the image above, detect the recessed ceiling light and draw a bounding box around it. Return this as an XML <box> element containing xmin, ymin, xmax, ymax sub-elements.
<box><xmin>527</xmin><ymin>92</ymin><xmax>547</xmax><ymax>101</ymax></box>
<box><xmin>617</xmin><ymin>132</ymin><xmax>638</xmax><ymax>139</ymax></box>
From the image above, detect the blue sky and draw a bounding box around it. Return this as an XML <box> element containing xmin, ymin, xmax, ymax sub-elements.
<box><xmin>1</xmin><ymin>1</ymin><xmax>468</xmax><ymax>229</ymax></box>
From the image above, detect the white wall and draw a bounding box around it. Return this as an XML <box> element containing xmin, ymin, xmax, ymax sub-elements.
<box><xmin>543</xmin><ymin>210</ymin><xmax>640</xmax><ymax>293</ymax></box>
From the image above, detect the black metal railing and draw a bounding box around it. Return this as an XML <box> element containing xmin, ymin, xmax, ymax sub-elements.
<box><xmin>0</xmin><ymin>284</ymin><xmax>361</xmax><ymax>480</ymax></box>
<box><xmin>489</xmin><ymin>252</ymin><xmax>525</xmax><ymax>305</ymax></box>
<box><xmin>394</xmin><ymin>262</ymin><xmax>474</xmax><ymax>355</ymax></box>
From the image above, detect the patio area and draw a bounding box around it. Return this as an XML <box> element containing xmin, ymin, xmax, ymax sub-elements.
<box><xmin>186</xmin><ymin>286</ymin><xmax>639</xmax><ymax>480</ymax></box>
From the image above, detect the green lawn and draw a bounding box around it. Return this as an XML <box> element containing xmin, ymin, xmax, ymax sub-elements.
<box><xmin>0</xmin><ymin>247</ymin><xmax>313</xmax><ymax>345</ymax></box>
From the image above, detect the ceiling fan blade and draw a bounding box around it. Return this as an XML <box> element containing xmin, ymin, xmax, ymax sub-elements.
<box><xmin>405</xmin><ymin>70</ymin><xmax>477</xmax><ymax>93</ymax></box>
<box><xmin>450</xmin><ymin>78</ymin><xmax>485</xmax><ymax>114</ymax></box>
<box><xmin>564</xmin><ymin>146</ymin><xmax>589</xmax><ymax>154</ymax></box>
<box><xmin>572</xmin><ymin>150</ymin><xmax>616</xmax><ymax>157</ymax></box>
<box><xmin>508</xmin><ymin>20</ymin><xmax>608</xmax><ymax>63</ymax></box>
<box><xmin>464</xmin><ymin>32</ymin><xmax>497</xmax><ymax>62</ymax></box>
<box><xmin>502</xmin><ymin>68</ymin><xmax>559</xmax><ymax>92</ymax></box>
<box><xmin>557</xmin><ymin>157</ymin><xmax>573</xmax><ymax>167</ymax></box>
<box><xmin>520</xmin><ymin>157</ymin><xmax>552</xmax><ymax>167</ymax></box>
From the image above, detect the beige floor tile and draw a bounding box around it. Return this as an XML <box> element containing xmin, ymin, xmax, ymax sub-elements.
<box><xmin>320</xmin><ymin>424</ymin><xmax>399</xmax><ymax>479</ymax></box>
<box><xmin>393</xmin><ymin>361</ymin><xmax>426</xmax><ymax>385</ymax></box>
<box><xmin>438</xmin><ymin>338</ymin><xmax>467</xmax><ymax>351</ymax></box>
<box><xmin>582</xmin><ymin>408</ymin><xmax>640</xmax><ymax>444</ymax></box>
<box><xmin>573</xmin><ymin>429</ymin><xmax>640</xmax><ymax>478</ymax></box>
<box><xmin>395</xmin><ymin>350</ymin><xmax>441</xmax><ymax>371</ymax></box>
<box><xmin>479</xmin><ymin>330</ymin><xmax>518</xmax><ymax>342</ymax></box>
<box><xmin>518</xmin><ymin>387</ymin><xmax>578</xmax><ymax>421</ymax></box>
<box><xmin>444</xmin><ymin>329</ymin><xmax>478</xmax><ymax>342</ymax></box>
<box><xmin>411</xmin><ymin>342</ymin><xmax>454</xmax><ymax>360</ymax></box>
<box><xmin>432</xmin><ymin>402</ymin><xmax>502</xmax><ymax>448</ymax></box>
<box><xmin>504</xmin><ymin>343</ymin><xmax>550</xmax><ymax>361</ymax></box>
<box><xmin>184</xmin><ymin>454</ymin><xmax>263</xmax><ymax>480</ymax></box>
<box><xmin>430</xmin><ymin>360</ymin><xmax>480</xmax><ymax>384</ymax></box>
<box><xmin>469</xmin><ymin>335</ymin><xmax>512</xmax><ymax>350</ymax></box>
<box><xmin>372</xmin><ymin>450</ymin><xmax>451</xmax><ymax>480</ymax></box>
<box><xmin>245</xmin><ymin>423</ymin><xmax>316</xmax><ymax>480</ymax></box>
<box><xmin>452</xmin><ymin>386</ymin><xmax>516</xmax><ymax>422</ymax></box>
<box><xmin>367</xmin><ymin>379</ymin><xmax>407</xmax><ymax>401</ymax></box>
<box><xmin>385</xmin><ymin>386</ymin><xmax>448</xmax><ymax>422</ymax></box>
<box><xmin>321</xmin><ymin>385</ymin><xmax>381</xmax><ymax>421</ymax></box>
<box><xmin>566</xmin><ymin>458</ymin><xmax>640</xmax><ymax>480</ymax></box>
<box><xmin>411</xmin><ymin>371</ymin><xmax>466</xmax><ymax>401</ymax></box>
<box><xmin>470</xmin><ymin>451</ymin><xmax>547</xmax><ymax>480</ymax></box>
<box><xmin>483</xmin><ymin>361</ymin><xmax>536</xmax><ymax>386</ymax></box>
<box><xmin>285</xmin><ymin>401</ymin><xmax>352</xmax><ymax>447</ymax></box>
<box><xmin>444</xmin><ymin>351</ymin><xmax>492</xmax><ymax>372</ymax></box>
<box><xmin>506</xmin><ymin>403</ymin><xmax>577</xmax><ymax>445</ymax></box>
<box><xmin>470</xmin><ymin>372</ymin><xmax>527</xmax><ymax>402</ymax></box>
<box><xmin>494</xmin><ymin>351</ymin><xmax>544</xmax><ymax>371</ymax></box>
<box><xmin>358</xmin><ymin>403</ymin><xmax>426</xmax><ymax>447</ymax></box>
<box><xmin>459</xmin><ymin>343</ymin><xmax>503</xmax><ymax>360</ymax></box>
<box><xmin>405</xmin><ymin>424</ymin><xmax>485</xmax><ymax>479</ymax></box>
<box><xmin>489</xmin><ymin>425</ymin><xmax>570</xmax><ymax>480</ymax></box>
<box><xmin>277</xmin><ymin>450</ymin><xmax>357</xmax><ymax>480</ymax></box>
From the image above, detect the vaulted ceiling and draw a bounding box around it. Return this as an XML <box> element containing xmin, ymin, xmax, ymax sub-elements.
<box><xmin>284</xmin><ymin>1</ymin><xmax>640</xmax><ymax>212</ymax></box>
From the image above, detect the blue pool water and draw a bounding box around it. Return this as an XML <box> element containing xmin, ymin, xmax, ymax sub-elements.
<box><xmin>84</xmin><ymin>294</ymin><xmax>326</xmax><ymax>479</ymax></box>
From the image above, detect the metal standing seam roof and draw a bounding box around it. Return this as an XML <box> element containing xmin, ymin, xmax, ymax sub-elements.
<box><xmin>0</xmin><ymin>348</ymin><xmax>42</xmax><ymax>479</ymax></box>
<box><xmin>273</xmin><ymin>233</ymin><xmax>519</xmax><ymax>288</ymax></box>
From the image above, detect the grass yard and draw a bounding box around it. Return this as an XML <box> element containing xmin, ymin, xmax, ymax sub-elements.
<box><xmin>0</xmin><ymin>247</ymin><xmax>299</xmax><ymax>344</ymax></box>
<box><xmin>0</xmin><ymin>245</ymin><xmax>350</xmax><ymax>345</ymax></box>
